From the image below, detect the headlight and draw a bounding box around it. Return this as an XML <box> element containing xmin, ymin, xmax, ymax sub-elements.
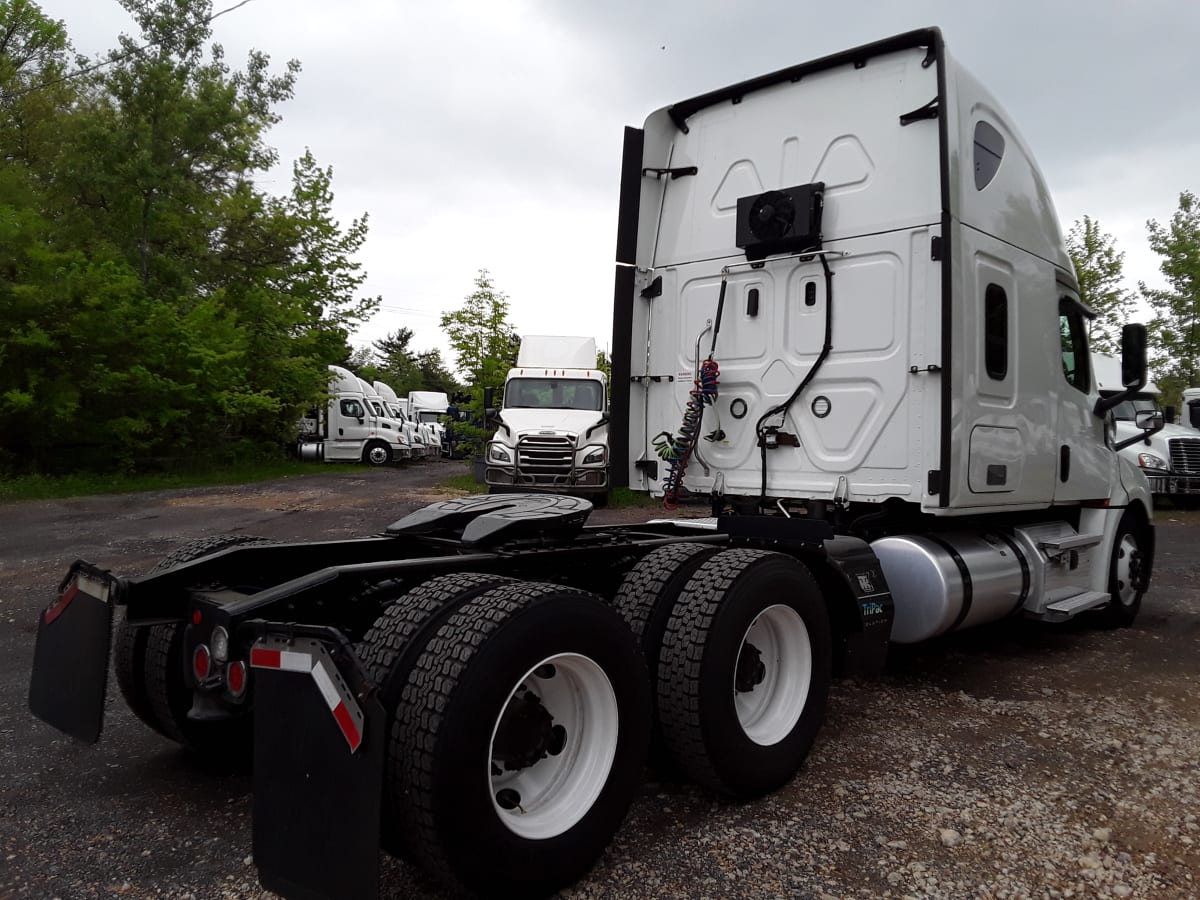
<box><xmin>581</xmin><ymin>445</ymin><xmax>606</xmax><ymax>466</ymax></box>
<box><xmin>1137</xmin><ymin>452</ymin><xmax>1169</xmax><ymax>472</ymax></box>
<box><xmin>488</xmin><ymin>443</ymin><xmax>512</xmax><ymax>464</ymax></box>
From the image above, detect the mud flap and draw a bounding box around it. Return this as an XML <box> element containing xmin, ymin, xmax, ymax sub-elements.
<box><xmin>250</xmin><ymin>631</ymin><xmax>385</xmax><ymax>900</ymax></box>
<box><xmin>28</xmin><ymin>564</ymin><xmax>115</xmax><ymax>743</ymax></box>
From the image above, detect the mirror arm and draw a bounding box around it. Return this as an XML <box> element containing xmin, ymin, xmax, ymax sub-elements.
<box><xmin>1093</xmin><ymin>375</ymin><xmax>1147</xmax><ymax>417</ymax></box>
<box><xmin>1112</xmin><ymin>417</ymin><xmax>1165</xmax><ymax>452</ymax></box>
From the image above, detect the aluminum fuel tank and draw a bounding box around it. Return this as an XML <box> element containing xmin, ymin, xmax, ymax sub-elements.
<box><xmin>871</xmin><ymin>532</ymin><xmax>1028</xmax><ymax>644</ymax></box>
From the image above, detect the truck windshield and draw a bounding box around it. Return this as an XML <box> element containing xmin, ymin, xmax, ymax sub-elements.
<box><xmin>418</xmin><ymin>411</ymin><xmax>441</xmax><ymax>423</ymax></box>
<box><xmin>505</xmin><ymin>378</ymin><xmax>603</xmax><ymax>411</ymax></box>
<box><xmin>1111</xmin><ymin>396</ymin><xmax>1159</xmax><ymax>422</ymax></box>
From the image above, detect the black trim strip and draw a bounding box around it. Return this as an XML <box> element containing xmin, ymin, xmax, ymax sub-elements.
<box><xmin>610</xmin><ymin>127</ymin><xmax>644</xmax><ymax>489</ymax></box>
<box><xmin>667</xmin><ymin>28</ymin><xmax>943</xmax><ymax>133</ymax></box>
<box><xmin>933</xmin><ymin>30</ymin><xmax>952</xmax><ymax>509</ymax></box>
<box><xmin>924</xmin><ymin>533</ymin><xmax>974</xmax><ymax>632</ymax></box>
<box><xmin>992</xmin><ymin>530</ymin><xmax>1031</xmax><ymax>616</ymax></box>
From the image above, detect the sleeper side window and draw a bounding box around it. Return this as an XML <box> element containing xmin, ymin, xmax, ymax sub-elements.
<box><xmin>984</xmin><ymin>283</ymin><xmax>1008</xmax><ymax>380</ymax></box>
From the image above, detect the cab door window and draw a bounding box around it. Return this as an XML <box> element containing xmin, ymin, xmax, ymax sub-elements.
<box><xmin>1058</xmin><ymin>298</ymin><xmax>1091</xmax><ymax>393</ymax></box>
<box><xmin>341</xmin><ymin>399</ymin><xmax>365</xmax><ymax>418</ymax></box>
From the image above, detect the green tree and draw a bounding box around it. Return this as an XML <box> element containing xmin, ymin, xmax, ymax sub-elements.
<box><xmin>1142</xmin><ymin>191</ymin><xmax>1200</xmax><ymax>409</ymax></box>
<box><xmin>0</xmin><ymin>0</ymin><xmax>379</xmax><ymax>473</ymax></box>
<box><xmin>372</xmin><ymin>327</ymin><xmax>419</xmax><ymax>390</ymax></box>
<box><xmin>439</xmin><ymin>270</ymin><xmax>518</xmax><ymax>454</ymax></box>
<box><xmin>1066</xmin><ymin>216</ymin><xmax>1135</xmax><ymax>355</ymax></box>
<box><xmin>413</xmin><ymin>348</ymin><xmax>459</xmax><ymax>395</ymax></box>
<box><xmin>440</xmin><ymin>269</ymin><xmax>518</xmax><ymax>389</ymax></box>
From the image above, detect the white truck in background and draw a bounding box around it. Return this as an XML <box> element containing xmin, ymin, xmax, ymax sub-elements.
<box><xmin>407</xmin><ymin>391</ymin><xmax>451</xmax><ymax>457</ymax></box>
<box><xmin>357</xmin><ymin>379</ymin><xmax>425</xmax><ymax>460</ymax></box>
<box><xmin>484</xmin><ymin>335</ymin><xmax>610</xmax><ymax>502</ymax></box>
<box><xmin>295</xmin><ymin>365</ymin><xmax>412</xmax><ymax>466</ymax></box>
<box><xmin>31</xmin><ymin>29</ymin><xmax>1163</xmax><ymax>900</ymax></box>
<box><xmin>1094</xmin><ymin>354</ymin><xmax>1200</xmax><ymax>506</ymax></box>
<box><xmin>372</xmin><ymin>381</ymin><xmax>435</xmax><ymax>459</ymax></box>
<box><xmin>1182</xmin><ymin>387</ymin><xmax>1200</xmax><ymax>432</ymax></box>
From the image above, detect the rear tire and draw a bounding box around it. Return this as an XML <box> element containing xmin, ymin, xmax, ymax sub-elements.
<box><xmin>356</xmin><ymin>573</ymin><xmax>514</xmax><ymax>856</ymax></box>
<box><xmin>612</xmin><ymin>542</ymin><xmax>721</xmax><ymax>771</ymax></box>
<box><xmin>391</xmin><ymin>582</ymin><xmax>650</xmax><ymax>897</ymax></box>
<box><xmin>656</xmin><ymin>548</ymin><xmax>832</xmax><ymax>798</ymax></box>
<box><xmin>116</xmin><ymin>534</ymin><xmax>272</xmax><ymax>757</ymax></box>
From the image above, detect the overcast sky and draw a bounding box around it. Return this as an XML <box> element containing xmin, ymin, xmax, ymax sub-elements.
<box><xmin>38</xmin><ymin>0</ymin><xmax>1200</xmax><ymax>371</ymax></box>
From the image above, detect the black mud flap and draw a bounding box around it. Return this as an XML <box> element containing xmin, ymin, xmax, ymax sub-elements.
<box><xmin>250</xmin><ymin>631</ymin><xmax>385</xmax><ymax>900</ymax></box>
<box><xmin>28</xmin><ymin>563</ymin><xmax>116</xmax><ymax>743</ymax></box>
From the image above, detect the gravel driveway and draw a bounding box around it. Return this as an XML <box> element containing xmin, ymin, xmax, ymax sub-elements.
<box><xmin>1</xmin><ymin>463</ymin><xmax>1197</xmax><ymax>898</ymax></box>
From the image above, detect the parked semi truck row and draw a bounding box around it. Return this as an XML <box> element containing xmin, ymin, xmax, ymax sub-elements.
<box><xmin>30</xmin><ymin>28</ymin><xmax>1157</xmax><ymax>900</ymax></box>
<box><xmin>295</xmin><ymin>365</ymin><xmax>446</xmax><ymax>466</ymax></box>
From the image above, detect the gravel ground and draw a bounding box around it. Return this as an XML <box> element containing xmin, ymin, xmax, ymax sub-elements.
<box><xmin>1</xmin><ymin>464</ymin><xmax>1197</xmax><ymax>898</ymax></box>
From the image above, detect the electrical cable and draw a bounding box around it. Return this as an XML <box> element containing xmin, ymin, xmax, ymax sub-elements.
<box><xmin>756</xmin><ymin>252</ymin><xmax>836</xmax><ymax>511</ymax></box>
<box><xmin>653</xmin><ymin>278</ymin><xmax>727</xmax><ymax>509</ymax></box>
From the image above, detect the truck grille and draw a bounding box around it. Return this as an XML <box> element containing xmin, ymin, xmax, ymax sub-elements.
<box><xmin>516</xmin><ymin>435</ymin><xmax>574</xmax><ymax>484</ymax></box>
<box><xmin>1169</xmin><ymin>438</ymin><xmax>1200</xmax><ymax>474</ymax></box>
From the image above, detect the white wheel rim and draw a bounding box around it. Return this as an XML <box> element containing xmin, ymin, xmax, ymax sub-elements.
<box><xmin>1114</xmin><ymin>533</ymin><xmax>1140</xmax><ymax>606</ymax></box>
<box><xmin>733</xmin><ymin>604</ymin><xmax>812</xmax><ymax>746</ymax></box>
<box><xmin>488</xmin><ymin>653</ymin><xmax>618</xmax><ymax>840</ymax></box>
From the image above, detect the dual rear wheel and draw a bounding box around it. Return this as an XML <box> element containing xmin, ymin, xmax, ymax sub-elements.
<box><xmin>359</xmin><ymin>575</ymin><xmax>650</xmax><ymax>897</ymax></box>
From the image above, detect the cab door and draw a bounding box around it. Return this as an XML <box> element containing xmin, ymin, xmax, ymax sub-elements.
<box><xmin>327</xmin><ymin>397</ymin><xmax>368</xmax><ymax>460</ymax></box>
<box><xmin>1053</xmin><ymin>293</ymin><xmax>1114</xmax><ymax>503</ymax></box>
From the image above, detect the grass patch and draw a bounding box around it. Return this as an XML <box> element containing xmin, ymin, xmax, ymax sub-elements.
<box><xmin>437</xmin><ymin>473</ymin><xmax>488</xmax><ymax>494</ymax></box>
<box><xmin>607</xmin><ymin>487</ymin><xmax>663</xmax><ymax>509</ymax></box>
<box><xmin>0</xmin><ymin>460</ymin><xmax>322</xmax><ymax>504</ymax></box>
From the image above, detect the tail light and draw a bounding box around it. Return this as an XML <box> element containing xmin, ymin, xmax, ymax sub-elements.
<box><xmin>192</xmin><ymin>644</ymin><xmax>211</xmax><ymax>681</ymax></box>
<box><xmin>226</xmin><ymin>660</ymin><xmax>248</xmax><ymax>698</ymax></box>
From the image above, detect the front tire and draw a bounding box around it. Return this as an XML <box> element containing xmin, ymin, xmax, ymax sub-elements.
<box><xmin>656</xmin><ymin>548</ymin><xmax>832</xmax><ymax>798</ymax></box>
<box><xmin>363</xmin><ymin>440</ymin><xmax>392</xmax><ymax>467</ymax></box>
<box><xmin>391</xmin><ymin>582</ymin><xmax>650</xmax><ymax>897</ymax></box>
<box><xmin>1100</xmin><ymin>508</ymin><xmax>1152</xmax><ymax>628</ymax></box>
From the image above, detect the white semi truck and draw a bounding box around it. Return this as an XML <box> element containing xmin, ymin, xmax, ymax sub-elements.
<box><xmin>373</xmin><ymin>381</ymin><xmax>437</xmax><ymax>459</ymax></box>
<box><xmin>407</xmin><ymin>390</ymin><xmax>451</xmax><ymax>456</ymax></box>
<box><xmin>1094</xmin><ymin>353</ymin><xmax>1200</xmax><ymax>505</ymax></box>
<box><xmin>294</xmin><ymin>365</ymin><xmax>412</xmax><ymax>466</ymax></box>
<box><xmin>484</xmin><ymin>335</ymin><xmax>610</xmax><ymax>501</ymax></box>
<box><xmin>31</xmin><ymin>28</ymin><xmax>1158</xmax><ymax>900</ymax></box>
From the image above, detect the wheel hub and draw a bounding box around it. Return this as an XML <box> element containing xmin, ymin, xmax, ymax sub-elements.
<box><xmin>735</xmin><ymin>641</ymin><xmax>766</xmax><ymax>693</ymax></box>
<box><xmin>491</xmin><ymin>686</ymin><xmax>565</xmax><ymax>772</ymax></box>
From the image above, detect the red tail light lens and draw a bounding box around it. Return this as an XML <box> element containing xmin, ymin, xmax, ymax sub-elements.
<box><xmin>192</xmin><ymin>644</ymin><xmax>211</xmax><ymax>681</ymax></box>
<box><xmin>226</xmin><ymin>660</ymin><xmax>247</xmax><ymax>697</ymax></box>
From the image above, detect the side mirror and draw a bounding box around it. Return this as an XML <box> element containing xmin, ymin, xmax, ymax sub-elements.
<box><xmin>1165</xmin><ymin>405</ymin><xmax>1177</xmax><ymax>424</ymax></box>
<box><xmin>1120</xmin><ymin>323</ymin><xmax>1148</xmax><ymax>389</ymax></box>
<box><xmin>483</xmin><ymin>386</ymin><xmax>495</xmax><ymax>410</ymax></box>
<box><xmin>1135</xmin><ymin>409</ymin><xmax>1164</xmax><ymax>432</ymax></box>
<box><xmin>1114</xmin><ymin>405</ymin><xmax>1166</xmax><ymax>451</ymax></box>
<box><xmin>356</xmin><ymin>417</ymin><xmax>364</xmax><ymax>425</ymax></box>
<box><xmin>1095</xmin><ymin>323</ymin><xmax>1149</xmax><ymax>416</ymax></box>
